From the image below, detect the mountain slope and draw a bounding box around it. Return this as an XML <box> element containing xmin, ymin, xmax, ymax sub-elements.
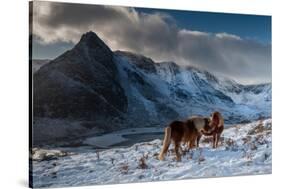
<box><xmin>32</xmin><ymin>59</ymin><xmax>50</xmax><ymax>73</ymax></box>
<box><xmin>33</xmin><ymin>32</ymin><xmax>128</xmax><ymax>121</ymax></box>
<box><xmin>114</xmin><ymin>50</ymin><xmax>271</xmax><ymax>122</ymax></box>
<box><xmin>33</xmin><ymin>32</ymin><xmax>132</xmax><ymax>144</ymax></box>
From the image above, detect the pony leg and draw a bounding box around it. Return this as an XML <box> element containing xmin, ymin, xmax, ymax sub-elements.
<box><xmin>174</xmin><ymin>142</ymin><xmax>181</xmax><ymax>161</ymax></box>
<box><xmin>196</xmin><ymin>135</ymin><xmax>202</xmax><ymax>148</ymax></box>
<box><xmin>188</xmin><ymin>139</ymin><xmax>195</xmax><ymax>151</ymax></box>
<box><xmin>186</xmin><ymin>141</ymin><xmax>191</xmax><ymax>152</ymax></box>
<box><xmin>212</xmin><ymin>134</ymin><xmax>216</xmax><ymax>148</ymax></box>
<box><xmin>158</xmin><ymin>127</ymin><xmax>171</xmax><ymax>160</ymax></box>
<box><xmin>215</xmin><ymin>133</ymin><xmax>221</xmax><ymax>148</ymax></box>
<box><xmin>180</xmin><ymin>141</ymin><xmax>186</xmax><ymax>153</ymax></box>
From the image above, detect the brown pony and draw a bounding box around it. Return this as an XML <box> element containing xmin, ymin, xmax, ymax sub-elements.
<box><xmin>158</xmin><ymin>116</ymin><xmax>211</xmax><ymax>161</ymax></box>
<box><xmin>183</xmin><ymin>116</ymin><xmax>211</xmax><ymax>149</ymax></box>
<box><xmin>202</xmin><ymin>111</ymin><xmax>224</xmax><ymax>148</ymax></box>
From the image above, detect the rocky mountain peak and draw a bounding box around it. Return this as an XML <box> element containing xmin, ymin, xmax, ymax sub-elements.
<box><xmin>74</xmin><ymin>31</ymin><xmax>113</xmax><ymax>66</ymax></box>
<box><xmin>78</xmin><ymin>31</ymin><xmax>110</xmax><ymax>50</ymax></box>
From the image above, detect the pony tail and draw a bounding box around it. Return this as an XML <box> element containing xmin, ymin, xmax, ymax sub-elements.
<box><xmin>158</xmin><ymin>127</ymin><xmax>171</xmax><ymax>161</ymax></box>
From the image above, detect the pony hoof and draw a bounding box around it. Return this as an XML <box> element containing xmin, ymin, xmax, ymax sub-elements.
<box><xmin>176</xmin><ymin>157</ymin><xmax>181</xmax><ymax>162</ymax></box>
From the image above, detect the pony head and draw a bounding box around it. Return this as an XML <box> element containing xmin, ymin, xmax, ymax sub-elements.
<box><xmin>201</xmin><ymin>117</ymin><xmax>212</xmax><ymax>133</ymax></box>
<box><xmin>209</xmin><ymin>111</ymin><xmax>222</xmax><ymax>129</ymax></box>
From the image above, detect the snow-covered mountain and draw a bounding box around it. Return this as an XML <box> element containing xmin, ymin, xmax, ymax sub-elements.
<box><xmin>32</xmin><ymin>31</ymin><xmax>271</xmax><ymax>145</ymax></box>
<box><xmin>114</xmin><ymin>50</ymin><xmax>271</xmax><ymax>123</ymax></box>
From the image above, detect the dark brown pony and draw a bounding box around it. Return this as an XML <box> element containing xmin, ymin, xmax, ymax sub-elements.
<box><xmin>202</xmin><ymin>111</ymin><xmax>224</xmax><ymax>148</ymax></box>
<box><xmin>158</xmin><ymin>116</ymin><xmax>211</xmax><ymax>161</ymax></box>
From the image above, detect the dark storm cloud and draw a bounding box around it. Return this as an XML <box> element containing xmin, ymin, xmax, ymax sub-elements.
<box><xmin>32</xmin><ymin>1</ymin><xmax>271</xmax><ymax>84</ymax></box>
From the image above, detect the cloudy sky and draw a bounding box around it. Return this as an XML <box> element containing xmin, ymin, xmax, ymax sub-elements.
<box><xmin>31</xmin><ymin>1</ymin><xmax>271</xmax><ymax>84</ymax></box>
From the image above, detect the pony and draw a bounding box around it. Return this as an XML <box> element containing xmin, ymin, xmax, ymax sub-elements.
<box><xmin>158</xmin><ymin>116</ymin><xmax>211</xmax><ymax>161</ymax></box>
<box><xmin>183</xmin><ymin>116</ymin><xmax>211</xmax><ymax>149</ymax></box>
<box><xmin>202</xmin><ymin>111</ymin><xmax>224</xmax><ymax>148</ymax></box>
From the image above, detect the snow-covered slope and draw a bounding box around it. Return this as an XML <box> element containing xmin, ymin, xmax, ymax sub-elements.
<box><xmin>31</xmin><ymin>119</ymin><xmax>272</xmax><ymax>188</ymax></box>
<box><xmin>114</xmin><ymin>51</ymin><xmax>271</xmax><ymax>123</ymax></box>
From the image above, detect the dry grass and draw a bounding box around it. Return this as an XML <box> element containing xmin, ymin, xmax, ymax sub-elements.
<box><xmin>225</xmin><ymin>138</ymin><xmax>235</xmax><ymax>147</ymax></box>
<box><xmin>250</xmin><ymin>143</ymin><xmax>258</xmax><ymax>151</ymax></box>
<box><xmin>264</xmin><ymin>153</ymin><xmax>270</xmax><ymax>161</ymax></box>
<box><xmin>96</xmin><ymin>151</ymin><xmax>100</xmax><ymax>161</ymax></box>
<box><xmin>248</xmin><ymin>121</ymin><xmax>271</xmax><ymax>135</ymax></box>
<box><xmin>242</xmin><ymin>136</ymin><xmax>252</xmax><ymax>144</ymax></box>
<box><xmin>138</xmin><ymin>154</ymin><xmax>148</xmax><ymax>169</ymax></box>
<box><xmin>153</xmin><ymin>152</ymin><xmax>159</xmax><ymax>159</ymax></box>
<box><xmin>119</xmin><ymin>163</ymin><xmax>129</xmax><ymax>174</ymax></box>
<box><xmin>254</xmin><ymin>135</ymin><xmax>267</xmax><ymax>145</ymax></box>
<box><xmin>110</xmin><ymin>158</ymin><xmax>115</xmax><ymax>165</ymax></box>
<box><xmin>224</xmin><ymin>138</ymin><xmax>238</xmax><ymax>151</ymax></box>
<box><xmin>242</xmin><ymin>148</ymin><xmax>253</xmax><ymax>159</ymax></box>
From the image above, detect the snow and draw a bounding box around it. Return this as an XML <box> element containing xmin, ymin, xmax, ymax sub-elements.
<box><xmin>32</xmin><ymin>149</ymin><xmax>74</xmax><ymax>161</ymax></box>
<box><xmin>31</xmin><ymin>119</ymin><xmax>272</xmax><ymax>188</ymax></box>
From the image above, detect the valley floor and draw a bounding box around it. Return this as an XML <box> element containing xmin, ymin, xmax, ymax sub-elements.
<box><xmin>31</xmin><ymin>119</ymin><xmax>272</xmax><ymax>188</ymax></box>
